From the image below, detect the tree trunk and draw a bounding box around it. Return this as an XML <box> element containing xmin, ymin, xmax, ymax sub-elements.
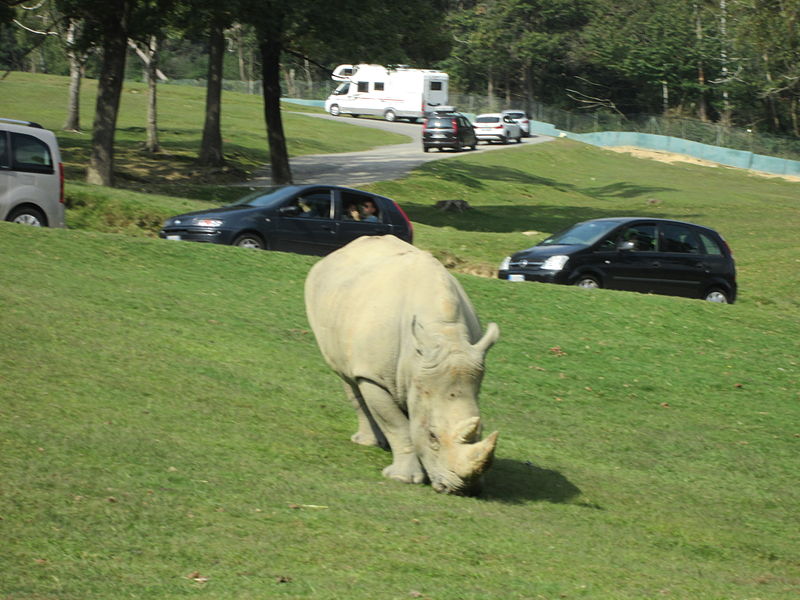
<box><xmin>86</xmin><ymin>17</ymin><xmax>128</xmax><ymax>187</ymax></box>
<box><xmin>63</xmin><ymin>22</ymin><xmax>84</xmax><ymax>131</ymax></box>
<box><xmin>198</xmin><ymin>21</ymin><xmax>225</xmax><ymax>167</ymax></box>
<box><xmin>260</xmin><ymin>37</ymin><xmax>292</xmax><ymax>184</ymax></box>
<box><xmin>694</xmin><ymin>2</ymin><xmax>708</xmax><ymax>122</ymax></box>
<box><xmin>145</xmin><ymin>36</ymin><xmax>160</xmax><ymax>153</ymax></box>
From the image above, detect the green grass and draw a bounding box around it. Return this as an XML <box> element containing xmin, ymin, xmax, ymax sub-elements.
<box><xmin>1</xmin><ymin>225</ymin><xmax>798</xmax><ymax>599</ymax></box>
<box><xmin>1</xmin><ymin>72</ymin><xmax>800</xmax><ymax>599</ymax></box>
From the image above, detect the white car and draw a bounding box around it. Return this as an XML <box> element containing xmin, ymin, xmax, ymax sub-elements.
<box><xmin>502</xmin><ymin>110</ymin><xmax>531</xmax><ymax>137</ymax></box>
<box><xmin>0</xmin><ymin>118</ymin><xmax>65</xmax><ymax>227</ymax></box>
<box><xmin>473</xmin><ymin>113</ymin><xmax>522</xmax><ymax>144</ymax></box>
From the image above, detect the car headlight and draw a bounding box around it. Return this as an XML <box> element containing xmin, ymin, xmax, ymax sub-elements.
<box><xmin>541</xmin><ymin>254</ymin><xmax>569</xmax><ymax>271</ymax></box>
<box><xmin>499</xmin><ymin>256</ymin><xmax>511</xmax><ymax>270</ymax></box>
<box><xmin>193</xmin><ymin>218</ymin><xmax>224</xmax><ymax>227</ymax></box>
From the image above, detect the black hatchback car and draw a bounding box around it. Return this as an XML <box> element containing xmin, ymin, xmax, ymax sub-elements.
<box><xmin>422</xmin><ymin>109</ymin><xmax>477</xmax><ymax>152</ymax></box>
<box><xmin>498</xmin><ymin>217</ymin><xmax>737</xmax><ymax>303</ymax></box>
<box><xmin>159</xmin><ymin>184</ymin><xmax>413</xmax><ymax>256</ymax></box>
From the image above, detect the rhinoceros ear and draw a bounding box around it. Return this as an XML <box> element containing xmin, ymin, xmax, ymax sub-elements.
<box><xmin>474</xmin><ymin>322</ymin><xmax>500</xmax><ymax>356</ymax></box>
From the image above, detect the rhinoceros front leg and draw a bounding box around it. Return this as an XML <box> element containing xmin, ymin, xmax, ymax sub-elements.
<box><xmin>356</xmin><ymin>379</ymin><xmax>427</xmax><ymax>485</ymax></box>
<box><xmin>343</xmin><ymin>381</ymin><xmax>388</xmax><ymax>449</ymax></box>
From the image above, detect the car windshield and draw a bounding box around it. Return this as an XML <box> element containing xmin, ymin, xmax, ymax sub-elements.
<box><xmin>476</xmin><ymin>116</ymin><xmax>500</xmax><ymax>123</ymax></box>
<box><xmin>539</xmin><ymin>220</ymin><xmax>623</xmax><ymax>246</ymax></box>
<box><xmin>505</xmin><ymin>112</ymin><xmax>525</xmax><ymax>119</ymax></box>
<box><xmin>229</xmin><ymin>186</ymin><xmax>304</xmax><ymax>208</ymax></box>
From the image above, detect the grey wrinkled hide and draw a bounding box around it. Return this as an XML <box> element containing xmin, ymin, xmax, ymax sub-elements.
<box><xmin>305</xmin><ymin>236</ymin><xmax>499</xmax><ymax>495</ymax></box>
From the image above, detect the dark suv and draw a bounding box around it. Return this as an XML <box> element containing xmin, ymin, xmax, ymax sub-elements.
<box><xmin>160</xmin><ymin>184</ymin><xmax>413</xmax><ymax>256</ymax></box>
<box><xmin>422</xmin><ymin>109</ymin><xmax>477</xmax><ymax>152</ymax></box>
<box><xmin>498</xmin><ymin>217</ymin><xmax>737</xmax><ymax>303</ymax></box>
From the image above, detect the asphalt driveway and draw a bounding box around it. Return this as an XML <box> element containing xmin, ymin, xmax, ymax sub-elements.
<box><xmin>246</xmin><ymin>112</ymin><xmax>554</xmax><ymax>186</ymax></box>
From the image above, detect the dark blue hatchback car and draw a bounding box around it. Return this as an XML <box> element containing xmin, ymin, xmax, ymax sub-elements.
<box><xmin>160</xmin><ymin>184</ymin><xmax>413</xmax><ymax>256</ymax></box>
<box><xmin>498</xmin><ymin>217</ymin><xmax>737</xmax><ymax>303</ymax></box>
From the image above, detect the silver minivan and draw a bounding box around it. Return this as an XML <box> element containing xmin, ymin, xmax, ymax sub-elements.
<box><xmin>0</xmin><ymin>118</ymin><xmax>65</xmax><ymax>227</ymax></box>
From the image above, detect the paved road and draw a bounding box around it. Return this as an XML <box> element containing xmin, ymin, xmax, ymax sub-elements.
<box><xmin>245</xmin><ymin>112</ymin><xmax>554</xmax><ymax>186</ymax></box>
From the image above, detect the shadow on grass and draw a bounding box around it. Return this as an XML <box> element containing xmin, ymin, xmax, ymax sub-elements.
<box><xmin>403</xmin><ymin>203</ymin><xmax>706</xmax><ymax>236</ymax></box>
<box><xmin>481</xmin><ymin>458</ymin><xmax>600</xmax><ymax>508</ymax></box>
<box><xmin>404</xmin><ymin>160</ymin><xmax>687</xmax><ymax>234</ymax></box>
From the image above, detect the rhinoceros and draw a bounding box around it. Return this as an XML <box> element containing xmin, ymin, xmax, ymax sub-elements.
<box><xmin>305</xmin><ymin>235</ymin><xmax>499</xmax><ymax>495</ymax></box>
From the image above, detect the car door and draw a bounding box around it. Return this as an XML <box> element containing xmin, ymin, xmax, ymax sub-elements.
<box><xmin>270</xmin><ymin>188</ymin><xmax>338</xmax><ymax>255</ymax></box>
<box><xmin>335</xmin><ymin>190</ymin><xmax>393</xmax><ymax>247</ymax></box>
<box><xmin>601</xmin><ymin>223</ymin><xmax>661</xmax><ymax>292</ymax></box>
<box><xmin>652</xmin><ymin>222</ymin><xmax>712</xmax><ymax>298</ymax></box>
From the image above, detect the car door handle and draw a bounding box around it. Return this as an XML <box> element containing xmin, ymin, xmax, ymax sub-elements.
<box><xmin>651</xmin><ymin>261</ymin><xmax>661</xmax><ymax>268</ymax></box>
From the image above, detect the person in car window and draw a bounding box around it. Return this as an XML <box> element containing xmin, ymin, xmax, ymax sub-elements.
<box><xmin>360</xmin><ymin>199</ymin><xmax>379</xmax><ymax>222</ymax></box>
<box><xmin>344</xmin><ymin>202</ymin><xmax>361</xmax><ymax>221</ymax></box>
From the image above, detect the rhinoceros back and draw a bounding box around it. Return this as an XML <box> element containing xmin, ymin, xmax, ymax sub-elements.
<box><xmin>305</xmin><ymin>236</ymin><xmax>482</xmax><ymax>389</ymax></box>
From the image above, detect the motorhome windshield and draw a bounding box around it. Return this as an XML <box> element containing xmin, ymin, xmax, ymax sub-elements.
<box><xmin>332</xmin><ymin>83</ymin><xmax>350</xmax><ymax>95</ymax></box>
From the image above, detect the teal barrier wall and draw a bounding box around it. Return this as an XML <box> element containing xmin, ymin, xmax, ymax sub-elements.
<box><xmin>527</xmin><ymin>120</ymin><xmax>800</xmax><ymax>178</ymax></box>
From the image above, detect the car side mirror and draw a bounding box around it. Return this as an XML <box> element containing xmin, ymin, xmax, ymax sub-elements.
<box><xmin>618</xmin><ymin>240</ymin><xmax>635</xmax><ymax>251</ymax></box>
<box><xmin>279</xmin><ymin>205</ymin><xmax>301</xmax><ymax>216</ymax></box>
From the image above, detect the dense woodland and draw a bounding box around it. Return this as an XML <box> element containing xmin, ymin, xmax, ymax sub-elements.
<box><xmin>2</xmin><ymin>0</ymin><xmax>798</xmax><ymax>185</ymax></box>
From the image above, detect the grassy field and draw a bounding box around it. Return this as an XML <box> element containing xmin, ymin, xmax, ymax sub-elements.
<box><xmin>1</xmin><ymin>73</ymin><xmax>799</xmax><ymax>599</ymax></box>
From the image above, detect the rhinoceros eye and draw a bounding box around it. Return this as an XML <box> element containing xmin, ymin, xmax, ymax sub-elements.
<box><xmin>428</xmin><ymin>430</ymin><xmax>440</xmax><ymax>450</ymax></box>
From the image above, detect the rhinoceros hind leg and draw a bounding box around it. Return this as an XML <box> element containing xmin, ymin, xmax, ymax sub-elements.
<box><xmin>357</xmin><ymin>380</ymin><xmax>426</xmax><ymax>484</ymax></box>
<box><xmin>344</xmin><ymin>381</ymin><xmax>388</xmax><ymax>449</ymax></box>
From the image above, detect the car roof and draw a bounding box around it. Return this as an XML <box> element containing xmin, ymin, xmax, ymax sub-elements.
<box><xmin>581</xmin><ymin>216</ymin><xmax>719</xmax><ymax>231</ymax></box>
<box><xmin>476</xmin><ymin>113</ymin><xmax>503</xmax><ymax>118</ymax></box>
<box><xmin>250</xmin><ymin>183</ymin><xmax>394</xmax><ymax>200</ymax></box>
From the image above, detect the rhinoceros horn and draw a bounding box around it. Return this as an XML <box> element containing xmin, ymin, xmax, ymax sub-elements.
<box><xmin>454</xmin><ymin>417</ymin><xmax>498</xmax><ymax>478</ymax></box>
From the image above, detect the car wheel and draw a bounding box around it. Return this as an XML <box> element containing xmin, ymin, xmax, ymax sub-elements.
<box><xmin>516</xmin><ymin>135</ymin><xmax>523</xmax><ymax>143</ymax></box>
<box><xmin>423</xmin><ymin>146</ymin><xmax>430</xmax><ymax>153</ymax></box>
<box><xmin>233</xmin><ymin>233</ymin><xmax>266</xmax><ymax>250</ymax></box>
<box><xmin>384</xmin><ymin>109</ymin><xmax>397</xmax><ymax>122</ymax></box>
<box><xmin>7</xmin><ymin>206</ymin><xmax>46</xmax><ymax>227</ymax></box>
<box><xmin>454</xmin><ymin>140</ymin><xmax>463</xmax><ymax>152</ymax></box>
<box><xmin>704</xmin><ymin>288</ymin><xmax>730</xmax><ymax>303</ymax></box>
<box><xmin>500</xmin><ymin>135</ymin><xmax>508</xmax><ymax>144</ymax></box>
<box><xmin>574</xmin><ymin>275</ymin><xmax>601</xmax><ymax>289</ymax></box>
<box><xmin>329</xmin><ymin>104</ymin><xmax>340</xmax><ymax>116</ymax></box>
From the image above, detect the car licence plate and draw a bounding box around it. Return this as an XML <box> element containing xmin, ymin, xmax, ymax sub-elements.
<box><xmin>166</xmin><ymin>235</ymin><xmax>181</xmax><ymax>241</ymax></box>
<box><xmin>508</xmin><ymin>274</ymin><xmax>525</xmax><ymax>282</ymax></box>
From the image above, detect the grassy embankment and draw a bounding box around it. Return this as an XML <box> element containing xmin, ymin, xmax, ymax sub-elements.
<box><xmin>1</xmin><ymin>72</ymin><xmax>798</xmax><ymax>599</ymax></box>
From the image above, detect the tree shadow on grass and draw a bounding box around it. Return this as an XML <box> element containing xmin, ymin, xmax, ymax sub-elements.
<box><xmin>406</xmin><ymin>160</ymin><xmax>684</xmax><ymax>234</ymax></box>
<box><xmin>480</xmin><ymin>458</ymin><xmax>602</xmax><ymax>508</ymax></box>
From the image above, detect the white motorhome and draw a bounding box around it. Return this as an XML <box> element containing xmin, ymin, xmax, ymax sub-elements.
<box><xmin>324</xmin><ymin>64</ymin><xmax>449</xmax><ymax>122</ymax></box>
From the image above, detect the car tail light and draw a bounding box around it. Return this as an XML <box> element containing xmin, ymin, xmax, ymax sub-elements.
<box><xmin>59</xmin><ymin>162</ymin><xmax>65</xmax><ymax>204</ymax></box>
<box><xmin>394</xmin><ymin>202</ymin><xmax>414</xmax><ymax>243</ymax></box>
<box><xmin>422</xmin><ymin>119</ymin><xmax>429</xmax><ymax>132</ymax></box>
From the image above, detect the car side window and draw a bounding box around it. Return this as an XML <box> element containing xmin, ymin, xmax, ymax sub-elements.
<box><xmin>340</xmin><ymin>191</ymin><xmax>382</xmax><ymax>222</ymax></box>
<box><xmin>661</xmin><ymin>224</ymin><xmax>701</xmax><ymax>254</ymax></box>
<box><xmin>698</xmin><ymin>232</ymin><xmax>724</xmax><ymax>256</ymax></box>
<box><xmin>11</xmin><ymin>132</ymin><xmax>53</xmax><ymax>174</ymax></box>
<box><xmin>0</xmin><ymin>132</ymin><xmax>8</xmax><ymax>168</ymax></box>
<box><xmin>294</xmin><ymin>191</ymin><xmax>332</xmax><ymax>219</ymax></box>
<box><xmin>621</xmin><ymin>225</ymin><xmax>657</xmax><ymax>251</ymax></box>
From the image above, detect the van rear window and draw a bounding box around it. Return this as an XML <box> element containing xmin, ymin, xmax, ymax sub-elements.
<box><xmin>11</xmin><ymin>132</ymin><xmax>53</xmax><ymax>174</ymax></box>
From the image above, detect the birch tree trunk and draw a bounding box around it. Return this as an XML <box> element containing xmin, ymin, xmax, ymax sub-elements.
<box><xmin>64</xmin><ymin>21</ymin><xmax>85</xmax><ymax>131</ymax></box>
<box><xmin>145</xmin><ymin>35</ymin><xmax>160</xmax><ymax>153</ymax></box>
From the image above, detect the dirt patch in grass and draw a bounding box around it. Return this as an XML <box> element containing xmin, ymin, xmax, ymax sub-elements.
<box><xmin>607</xmin><ymin>146</ymin><xmax>800</xmax><ymax>182</ymax></box>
